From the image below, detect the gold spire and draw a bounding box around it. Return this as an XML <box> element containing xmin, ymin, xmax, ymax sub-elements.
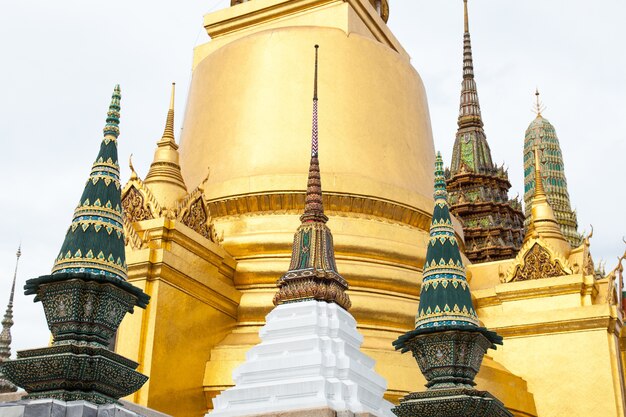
<box><xmin>144</xmin><ymin>83</ymin><xmax>188</xmax><ymax>207</ymax></box>
<box><xmin>525</xmin><ymin>147</ymin><xmax>570</xmax><ymax>255</ymax></box>
<box><xmin>533</xmin><ymin>147</ymin><xmax>546</xmax><ymax>198</ymax></box>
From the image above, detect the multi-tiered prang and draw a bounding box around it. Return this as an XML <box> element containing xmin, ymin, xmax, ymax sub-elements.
<box><xmin>446</xmin><ymin>0</ymin><xmax>525</xmax><ymax>263</ymax></box>
<box><xmin>0</xmin><ymin>86</ymin><xmax>149</xmax><ymax>405</ymax></box>
<box><xmin>523</xmin><ymin>90</ymin><xmax>580</xmax><ymax>247</ymax></box>
<box><xmin>393</xmin><ymin>153</ymin><xmax>511</xmax><ymax>417</ymax></box>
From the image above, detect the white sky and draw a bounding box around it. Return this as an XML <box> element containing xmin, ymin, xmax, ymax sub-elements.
<box><xmin>1</xmin><ymin>0</ymin><xmax>624</xmax><ymax>353</ymax></box>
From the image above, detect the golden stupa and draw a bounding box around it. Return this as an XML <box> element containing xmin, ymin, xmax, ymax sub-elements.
<box><xmin>115</xmin><ymin>1</ymin><xmax>626</xmax><ymax>417</ymax></box>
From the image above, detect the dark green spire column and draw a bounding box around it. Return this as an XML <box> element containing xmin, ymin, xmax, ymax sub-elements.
<box><xmin>0</xmin><ymin>86</ymin><xmax>149</xmax><ymax>405</ymax></box>
<box><xmin>392</xmin><ymin>153</ymin><xmax>511</xmax><ymax>417</ymax></box>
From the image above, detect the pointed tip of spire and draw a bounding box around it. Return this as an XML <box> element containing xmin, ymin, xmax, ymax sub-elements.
<box><xmin>159</xmin><ymin>83</ymin><xmax>177</xmax><ymax>144</ymax></box>
<box><xmin>169</xmin><ymin>83</ymin><xmax>176</xmax><ymax>111</ymax></box>
<box><xmin>301</xmin><ymin>45</ymin><xmax>327</xmax><ymax>223</ymax></box>
<box><xmin>534</xmin><ymin>88</ymin><xmax>546</xmax><ymax>117</ymax></box>
<box><xmin>463</xmin><ymin>0</ymin><xmax>469</xmax><ymax>33</ymax></box>
<box><xmin>434</xmin><ymin>152</ymin><xmax>448</xmax><ymax>201</ymax></box>
<box><xmin>103</xmin><ymin>84</ymin><xmax>121</xmax><ymax>138</ymax></box>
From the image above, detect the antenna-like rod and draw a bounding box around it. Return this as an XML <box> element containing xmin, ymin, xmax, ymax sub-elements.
<box><xmin>312</xmin><ymin>44</ymin><xmax>319</xmax><ymax>156</ymax></box>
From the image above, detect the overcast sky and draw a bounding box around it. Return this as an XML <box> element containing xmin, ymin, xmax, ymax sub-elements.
<box><xmin>1</xmin><ymin>0</ymin><xmax>624</xmax><ymax>353</ymax></box>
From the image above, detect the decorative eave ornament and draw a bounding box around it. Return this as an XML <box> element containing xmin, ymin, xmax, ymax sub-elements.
<box><xmin>272</xmin><ymin>45</ymin><xmax>350</xmax><ymax>311</ymax></box>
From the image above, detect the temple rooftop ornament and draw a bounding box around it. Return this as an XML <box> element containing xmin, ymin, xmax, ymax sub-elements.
<box><xmin>0</xmin><ymin>246</ymin><xmax>21</xmax><ymax>394</ymax></box>
<box><xmin>230</xmin><ymin>0</ymin><xmax>390</xmax><ymax>22</ymax></box>
<box><xmin>273</xmin><ymin>45</ymin><xmax>350</xmax><ymax>310</ymax></box>
<box><xmin>524</xmin><ymin>89</ymin><xmax>580</xmax><ymax>247</ymax></box>
<box><xmin>446</xmin><ymin>0</ymin><xmax>525</xmax><ymax>263</ymax></box>
<box><xmin>120</xmin><ymin>83</ymin><xmax>220</xmax><ymax>244</ymax></box>
<box><xmin>144</xmin><ymin>83</ymin><xmax>189</xmax><ymax>208</ymax></box>
<box><xmin>504</xmin><ymin>147</ymin><xmax>572</xmax><ymax>282</ymax></box>
<box><xmin>0</xmin><ymin>86</ymin><xmax>150</xmax><ymax>405</ymax></box>
<box><xmin>209</xmin><ymin>45</ymin><xmax>393</xmax><ymax>417</ymax></box>
<box><xmin>392</xmin><ymin>153</ymin><xmax>511</xmax><ymax>417</ymax></box>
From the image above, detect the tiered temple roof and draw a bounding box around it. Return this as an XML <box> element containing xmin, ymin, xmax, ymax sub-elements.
<box><xmin>446</xmin><ymin>0</ymin><xmax>525</xmax><ymax>263</ymax></box>
<box><xmin>523</xmin><ymin>90</ymin><xmax>580</xmax><ymax>247</ymax></box>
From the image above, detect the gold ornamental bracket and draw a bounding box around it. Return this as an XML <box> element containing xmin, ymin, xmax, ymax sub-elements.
<box><xmin>504</xmin><ymin>238</ymin><xmax>573</xmax><ymax>283</ymax></box>
<box><xmin>121</xmin><ymin>163</ymin><xmax>221</xmax><ymax>245</ymax></box>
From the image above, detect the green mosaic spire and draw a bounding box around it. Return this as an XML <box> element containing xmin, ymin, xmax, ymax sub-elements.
<box><xmin>524</xmin><ymin>90</ymin><xmax>580</xmax><ymax>247</ymax></box>
<box><xmin>51</xmin><ymin>85</ymin><xmax>127</xmax><ymax>280</ymax></box>
<box><xmin>416</xmin><ymin>153</ymin><xmax>479</xmax><ymax>329</ymax></box>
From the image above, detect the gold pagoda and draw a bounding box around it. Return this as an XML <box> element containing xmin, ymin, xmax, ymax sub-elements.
<box><xmin>113</xmin><ymin>1</ymin><xmax>626</xmax><ymax>417</ymax></box>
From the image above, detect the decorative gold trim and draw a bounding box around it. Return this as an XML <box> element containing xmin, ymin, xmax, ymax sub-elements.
<box><xmin>206</xmin><ymin>191</ymin><xmax>433</xmax><ymax>231</ymax></box>
<box><xmin>505</xmin><ymin>238</ymin><xmax>572</xmax><ymax>283</ymax></box>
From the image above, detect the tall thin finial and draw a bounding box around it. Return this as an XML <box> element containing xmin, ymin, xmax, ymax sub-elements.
<box><xmin>161</xmin><ymin>83</ymin><xmax>176</xmax><ymax>143</ymax></box>
<box><xmin>8</xmin><ymin>246</ymin><xmax>21</xmax><ymax>307</ymax></box>
<box><xmin>534</xmin><ymin>88</ymin><xmax>545</xmax><ymax>117</ymax></box>
<box><xmin>0</xmin><ymin>245</ymin><xmax>21</xmax><ymax>367</ymax></box>
<box><xmin>312</xmin><ymin>45</ymin><xmax>319</xmax><ymax>155</ymax></box>
<box><xmin>301</xmin><ymin>45</ymin><xmax>327</xmax><ymax>223</ymax></box>
<box><xmin>533</xmin><ymin>146</ymin><xmax>546</xmax><ymax>198</ymax></box>
<box><xmin>463</xmin><ymin>0</ymin><xmax>469</xmax><ymax>33</ymax></box>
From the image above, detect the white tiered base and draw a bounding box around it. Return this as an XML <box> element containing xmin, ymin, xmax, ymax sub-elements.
<box><xmin>208</xmin><ymin>300</ymin><xmax>394</xmax><ymax>417</ymax></box>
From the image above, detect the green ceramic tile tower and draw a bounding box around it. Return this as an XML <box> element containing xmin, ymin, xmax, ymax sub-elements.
<box><xmin>0</xmin><ymin>86</ymin><xmax>150</xmax><ymax>405</ymax></box>
<box><xmin>523</xmin><ymin>90</ymin><xmax>580</xmax><ymax>247</ymax></box>
<box><xmin>392</xmin><ymin>153</ymin><xmax>511</xmax><ymax>417</ymax></box>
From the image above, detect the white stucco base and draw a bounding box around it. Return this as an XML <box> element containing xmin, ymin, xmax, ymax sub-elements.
<box><xmin>208</xmin><ymin>300</ymin><xmax>394</xmax><ymax>417</ymax></box>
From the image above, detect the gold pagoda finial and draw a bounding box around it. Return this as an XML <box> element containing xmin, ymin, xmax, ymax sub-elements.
<box><xmin>161</xmin><ymin>83</ymin><xmax>176</xmax><ymax>143</ymax></box>
<box><xmin>301</xmin><ymin>45</ymin><xmax>328</xmax><ymax>224</ymax></box>
<box><xmin>463</xmin><ymin>0</ymin><xmax>469</xmax><ymax>33</ymax></box>
<box><xmin>533</xmin><ymin>147</ymin><xmax>546</xmax><ymax>198</ymax></box>
<box><xmin>144</xmin><ymin>83</ymin><xmax>188</xmax><ymax>206</ymax></box>
<box><xmin>524</xmin><ymin>146</ymin><xmax>570</xmax><ymax>255</ymax></box>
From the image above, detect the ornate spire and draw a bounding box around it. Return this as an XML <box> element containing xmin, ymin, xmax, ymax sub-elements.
<box><xmin>446</xmin><ymin>0</ymin><xmax>525</xmax><ymax>263</ymax></box>
<box><xmin>458</xmin><ymin>0</ymin><xmax>483</xmax><ymax>129</ymax></box>
<box><xmin>0</xmin><ymin>246</ymin><xmax>21</xmax><ymax>359</ymax></box>
<box><xmin>273</xmin><ymin>45</ymin><xmax>350</xmax><ymax>310</ymax></box>
<box><xmin>415</xmin><ymin>153</ymin><xmax>480</xmax><ymax>329</ymax></box>
<box><xmin>51</xmin><ymin>85</ymin><xmax>127</xmax><ymax>280</ymax></box>
<box><xmin>523</xmin><ymin>91</ymin><xmax>579</xmax><ymax>247</ymax></box>
<box><xmin>1</xmin><ymin>87</ymin><xmax>149</xmax><ymax>404</ymax></box>
<box><xmin>392</xmin><ymin>155</ymin><xmax>506</xmax><ymax>415</ymax></box>
<box><xmin>144</xmin><ymin>83</ymin><xmax>188</xmax><ymax>206</ymax></box>
<box><xmin>301</xmin><ymin>45</ymin><xmax>328</xmax><ymax>224</ymax></box>
<box><xmin>524</xmin><ymin>147</ymin><xmax>570</xmax><ymax>255</ymax></box>
<box><xmin>0</xmin><ymin>246</ymin><xmax>21</xmax><ymax>393</ymax></box>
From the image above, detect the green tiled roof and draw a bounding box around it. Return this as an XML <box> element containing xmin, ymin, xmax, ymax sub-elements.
<box><xmin>51</xmin><ymin>85</ymin><xmax>127</xmax><ymax>281</ymax></box>
<box><xmin>415</xmin><ymin>152</ymin><xmax>479</xmax><ymax>329</ymax></box>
